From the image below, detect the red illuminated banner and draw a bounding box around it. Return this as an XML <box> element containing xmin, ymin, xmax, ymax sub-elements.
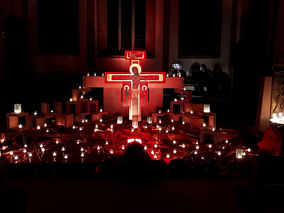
<box><xmin>125</xmin><ymin>51</ymin><xmax>146</xmax><ymax>60</ymax></box>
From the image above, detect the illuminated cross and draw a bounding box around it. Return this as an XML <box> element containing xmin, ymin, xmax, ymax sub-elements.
<box><xmin>105</xmin><ymin>51</ymin><xmax>165</xmax><ymax>121</ymax></box>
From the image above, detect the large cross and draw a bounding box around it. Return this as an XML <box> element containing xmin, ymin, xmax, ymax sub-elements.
<box><xmin>105</xmin><ymin>51</ymin><xmax>165</xmax><ymax>121</ymax></box>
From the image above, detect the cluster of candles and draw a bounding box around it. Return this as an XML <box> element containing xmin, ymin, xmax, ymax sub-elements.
<box><xmin>270</xmin><ymin>112</ymin><xmax>284</xmax><ymax>125</ymax></box>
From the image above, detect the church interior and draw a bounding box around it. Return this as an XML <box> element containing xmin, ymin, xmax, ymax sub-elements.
<box><xmin>1</xmin><ymin>0</ymin><xmax>284</xmax><ymax>212</ymax></box>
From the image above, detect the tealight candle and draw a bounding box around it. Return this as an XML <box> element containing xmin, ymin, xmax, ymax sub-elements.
<box><xmin>14</xmin><ymin>104</ymin><xmax>22</xmax><ymax>114</ymax></box>
<box><xmin>196</xmin><ymin>145</ymin><xmax>199</xmax><ymax>150</ymax></box>
<box><xmin>99</xmin><ymin>108</ymin><xmax>103</xmax><ymax>112</ymax></box>
<box><xmin>122</xmin><ymin>145</ymin><xmax>125</xmax><ymax>150</ymax></box>
<box><xmin>173</xmin><ymin>140</ymin><xmax>177</xmax><ymax>144</ymax></box>
<box><xmin>154</xmin><ymin>144</ymin><xmax>158</xmax><ymax>148</ymax></box>
<box><xmin>70</xmin><ymin>98</ymin><xmax>73</xmax><ymax>102</ymax></box>
<box><xmin>144</xmin><ymin>146</ymin><xmax>147</xmax><ymax>150</ymax></box>
<box><xmin>18</xmin><ymin>124</ymin><xmax>23</xmax><ymax>129</ymax></box>
<box><xmin>190</xmin><ymin>110</ymin><xmax>194</xmax><ymax>114</ymax></box>
<box><xmin>37</xmin><ymin>125</ymin><xmax>41</xmax><ymax>130</ymax></box>
<box><xmin>117</xmin><ymin>116</ymin><xmax>123</xmax><ymax>124</ymax></box>
<box><xmin>53</xmin><ymin>152</ymin><xmax>57</xmax><ymax>157</ymax></box>
<box><xmin>194</xmin><ymin>151</ymin><xmax>198</xmax><ymax>155</ymax></box>
<box><xmin>174</xmin><ymin>98</ymin><xmax>177</xmax><ymax>102</ymax></box>
<box><xmin>181</xmin><ymin>144</ymin><xmax>185</xmax><ymax>148</ymax></box>
<box><xmin>217</xmin><ymin>151</ymin><xmax>221</xmax><ymax>156</ymax></box>
<box><xmin>203</xmin><ymin>104</ymin><xmax>210</xmax><ymax>113</ymax></box>
<box><xmin>34</xmin><ymin>111</ymin><xmax>37</xmax><ymax>115</ymax></box>
<box><xmin>173</xmin><ymin>149</ymin><xmax>177</xmax><ymax>154</ymax></box>
<box><xmin>171</xmin><ymin>119</ymin><xmax>174</xmax><ymax>123</ymax></box>
<box><xmin>105</xmin><ymin>141</ymin><xmax>109</xmax><ymax>145</ymax></box>
<box><xmin>166</xmin><ymin>154</ymin><xmax>170</xmax><ymax>158</ymax></box>
<box><xmin>235</xmin><ymin>148</ymin><xmax>243</xmax><ymax>159</ymax></box>
<box><xmin>109</xmin><ymin>150</ymin><xmax>113</xmax><ymax>154</ymax></box>
<box><xmin>89</xmin><ymin>97</ymin><xmax>93</xmax><ymax>101</ymax></box>
<box><xmin>167</xmin><ymin>109</ymin><xmax>170</xmax><ymax>113</ymax></box>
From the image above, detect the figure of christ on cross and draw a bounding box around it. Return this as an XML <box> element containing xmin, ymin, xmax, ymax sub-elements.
<box><xmin>105</xmin><ymin>65</ymin><xmax>165</xmax><ymax>122</ymax></box>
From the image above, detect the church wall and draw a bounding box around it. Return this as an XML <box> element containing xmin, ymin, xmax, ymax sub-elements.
<box><xmin>27</xmin><ymin>0</ymin><xmax>88</xmax><ymax>74</ymax></box>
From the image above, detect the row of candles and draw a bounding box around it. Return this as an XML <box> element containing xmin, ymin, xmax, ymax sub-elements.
<box><xmin>2</xmin><ymin>137</ymin><xmax>250</xmax><ymax>163</ymax></box>
<box><xmin>270</xmin><ymin>112</ymin><xmax>284</xmax><ymax>125</ymax></box>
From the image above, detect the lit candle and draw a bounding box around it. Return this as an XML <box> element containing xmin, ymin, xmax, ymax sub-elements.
<box><xmin>80</xmin><ymin>147</ymin><xmax>84</xmax><ymax>152</ymax></box>
<box><xmin>109</xmin><ymin>150</ymin><xmax>113</xmax><ymax>154</ymax></box>
<box><xmin>79</xmin><ymin>85</ymin><xmax>82</xmax><ymax>89</ymax></box>
<box><xmin>151</xmin><ymin>150</ymin><xmax>154</xmax><ymax>155</ymax></box>
<box><xmin>173</xmin><ymin>140</ymin><xmax>177</xmax><ymax>144</ymax></box>
<box><xmin>173</xmin><ymin>74</ymin><xmax>176</xmax><ymax>77</ymax></box>
<box><xmin>144</xmin><ymin>146</ymin><xmax>147</xmax><ymax>150</ymax></box>
<box><xmin>236</xmin><ymin>148</ymin><xmax>243</xmax><ymax>159</ymax></box>
<box><xmin>181</xmin><ymin>97</ymin><xmax>184</xmax><ymax>101</ymax></box>
<box><xmin>247</xmin><ymin>148</ymin><xmax>251</xmax><ymax>152</ymax></box>
<box><xmin>158</xmin><ymin>110</ymin><xmax>162</xmax><ymax>114</ymax></box>
<box><xmin>154</xmin><ymin>154</ymin><xmax>157</xmax><ymax>159</ymax></box>
<box><xmin>14</xmin><ymin>104</ymin><xmax>22</xmax><ymax>114</ymax></box>
<box><xmin>208</xmin><ymin>144</ymin><xmax>212</xmax><ymax>149</ymax></box>
<box><xmin>196</xmin><ymin>145</ymin><xmax>199</xmax><ymax>150</ymax></box>
<box><xmin>173</xmin><ymin>149</ymin><xmax>177</xmax><ymax>154</ymax></box>
<box><xmin>182</xmin><ymin>121</ymin><xmax>185</xmax><ymax>124</ymax></box>
<box><xmin>190</xmin><ymin>110</ymin><xmax>194</xmax><ymax>114</ymax></box>
<box><xmin>46</xmin><ymin>129</ymin><xmax>49</xmax><ymax>133</ymax></box>
<box><xmin>76</xmin><ymin>140</ymin><xmax>80</xmax><ymax>144</ymax></box>
<box><xmin>23</xmin><ymin>148</ymin><xmax>27</xmax><ymax>153</ymax></box>
<box><xmin>117</xmin><ymin>116</ymin><xmax>123</xmax><ymax>124</ymax></box>
<box><xmin>72</xmin><ymin>125</ymin><xmax>76</xmax><ymax>129</ymax></box>
<box><xmin>225</xmin><ymin>139</ymin><xmax>229</xmax><ymax>144</ymax></box>
<box><xmin>122</xmin><ymin>145</ymin><xmax>125</xmax><ymax>150</ymax></box>
<box><xmin>37</xmin><ymin>125</ymin><xmax>41</xmax><ymax>130</ymax></box>
<box><xmin>172</xmin><ymin>126</ymin><xmax>175</xmax><ymax>131</ymax></box>
<box><xmin>105</xmin><ymin>141</ymin><xmax>109</xmax><ymax>145</ymax></box>
<box><xmin>89</xmin><ymin>97</ymin><xmax>93</xmax><ymax>101</ymax></box>
<box><xmin>79</xmin><ymin>127</ymin><xmax>83</xmax><ymax>131</ymax></box>
<box><xmin>99</xmin><ymin>108</ymin><xmax>103</xmax><ymax>112</ymax></box>
<box><xmin>87</xmin><ymin>72</ymin><xmax>90</xmax><ymax>76</ymax></box>
<box><xmin>147</xmin><ymin>116</ymin><xmax>152</xmax><ymax>124</ymax></box>
<box><xmin>202</xmin><ymin>123</ymin><xmax>206</xmax><ymax>127</ymax></box>
<box><xmin>167</xmin><ymin>109</ymin><xmax>170</xmax><ymax>113</ymax></box>
<box><xmin>80</xmin><ymin>95</ymin><xmax>84</xmax><ymax>99</ymax></box>
<box><xmin>70</xmin><ymin>98</ymin><xmax>73</xmax><ymax>102</ymax></box>
<box><xmin>18</xmin><ymin>124</ymin><xmax>23</xmax><ymax>129</ymax></box>
<box><xmin>62</xmin><ymin>147</ymin><xmax>65</xmax><ymax>152</ymax></box>
<box><xmin>99</xmin><ymin>118</ymin><xmax>103</xmax><ymax>122</ymax></box>
<box><xmin>174</xmin><ymin>98</ymin><xmax>177</xmax><ymax>102</ymax></box>
<box><xmin>97</xmin><ymin>146</ymin><xmax>100</xmax><ymax>151</ymax></box>
<box><xmin>181</xmin><ymin>144</ymin><xmax>185</xmax><ymax>148</ymax></box>
<box><xmin>171</xmin><ymin>119</ymin><xmax>174</xmax><ymax>123</ymax></box>
<box><xmin>203</xmin><ymin>104</ymin><xmax>210</xmax><ymax>113</ymax></box>
<box><xmin>50</xmin><ymin>109</ymin><xmax>54</xmax><ymax>113</ymax></box>
<box><xmin>154</xmin><ymin>144</ymin><xmax>158</xmax><ymax>148</ymax></box>
<box><xmin>217</xmin><ymin>151</ymin><xmax>221</xmax><ymax>156</ymax></box>
<box><xmin>34</xmin><ymin>111</ymin><xmax>37</xmax><ymax>115</ymax></box>
<box><xmin>53</xmin><ymin>152</ymin><xmax>57</xmax><ymax>157</ymax></box>
<box><xmin>56</xmin><ymin>139</ymin><xmax>59</xmax><ymax>144</ymax></box>
<box><xmin>166</xmin><ymin>154</ymin><xmax>170</xmax><ymax>158</ymax></box>
<box><xmin>40</xmin><ymin>144</ymin><xmax>43</xmax><ymax>148</ymax></box>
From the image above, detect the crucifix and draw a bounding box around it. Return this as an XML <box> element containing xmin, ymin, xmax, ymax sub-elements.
<box><xmin>105</xmin><ymin>51</ymin><xmax>165</xmax><ymax>121</ymax></box>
